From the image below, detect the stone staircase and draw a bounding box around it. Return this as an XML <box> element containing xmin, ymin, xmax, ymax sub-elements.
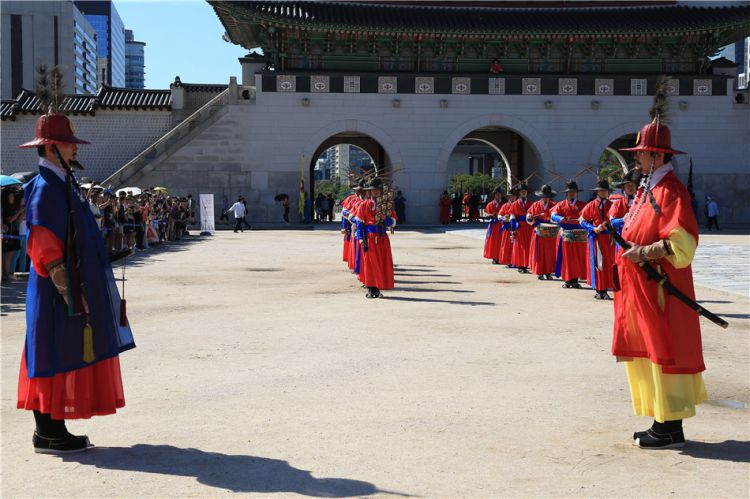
<box><xmin>104</xmin><ymin>87</ymin><xmax>243</xmax><ymax>187</ymax></box>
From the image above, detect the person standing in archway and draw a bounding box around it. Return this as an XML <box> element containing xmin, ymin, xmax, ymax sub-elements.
<box><xmin>451</xmin><ymin>192</ymin><xmax>462</xmax><ymax>222</ymax></box>
<box><xmin>579</xmin><ymin>180</ymin><xmax>616</xmax><ymax>300</ymax></box>
<box><xmin>551</xmin><ymin>181</ymin><xmax>588</xmax><ymax>288</ymax></box>
<box><xmin>438</xmin><ymin>191</ymin><xmax>451</xmax><ymax>225</ymax></box>
<box><xmin>526</xmin><ymin>184</ymin><xmax>558</xmax><ymax>280</ymax></box>
<box><xmin>483</xmin><ymin>187</ymin><xmax>504</xmax><ymax>264</ymax></box>
<box><xmin>394</xmin><ymin>191</ymin><xmax>406</xmax><ymax>224</ymax></box>
<box><xmin>508</xmin><ymin>183</ymin><xmax>533</xmax><ymax>273</ymax></box>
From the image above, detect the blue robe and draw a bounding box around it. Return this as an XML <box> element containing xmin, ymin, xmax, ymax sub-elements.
<box><xmin>24</xmin><ymin>166</ymin><xmax>135</xmax><ymax>378</ymax></box>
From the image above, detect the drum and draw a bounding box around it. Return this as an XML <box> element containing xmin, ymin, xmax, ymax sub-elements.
<box><xmin>562</xmin><ymin>229</ymin><xmax>588</xmax><ymax>243</ymax></box>
<box><xmin>535</xmin><ymin>223</ymin><xmax>559</xmax><ymax>238</ymax></box>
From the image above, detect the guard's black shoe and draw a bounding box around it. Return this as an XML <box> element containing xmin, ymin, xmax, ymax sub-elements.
<box><xmin>33</xmin><ymin>432</ymin><xmax>92</xmax><ymax>454</ymax></box>
<box><xmin>537</xmin><ymin>275</ymin><xmax>546</xmax><ymax>280</ymax></box>
<box><xmin>595</xmin><ymin>291</ymin><xmax>612</xmax><ymax>300</ymax></box>
<box><xmin>365</xmin><ymin>290</ymin><xmax>382</xmax><ymax>299</ymax></box>
<box><xmin>635</xmin><ymin>429</ymin><xmax>686</xmax><ymax>449</ymax></box>
<box><xmin>518</xmin><ymin>267</ymin><xmax>530</xmax><ymax>274</ymax></box>
<box><xmin>633</xmin><ymin>429</ymin><xmax>650</xmax><ymax>441</ymax></box>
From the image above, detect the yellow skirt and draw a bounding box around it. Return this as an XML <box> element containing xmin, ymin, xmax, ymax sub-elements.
<box><xmin>624</xmin><ymin>358</ymin><xmax>707</xmax><ymax>422</ymax></box>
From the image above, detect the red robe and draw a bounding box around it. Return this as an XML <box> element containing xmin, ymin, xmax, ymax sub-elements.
<box><xmin>348</xmin><ymin>197</ymin><xmax>363</xmax><ymax>273</ymax></box>
<box><xmin>608</xmin><ymin>195</ymin><xmax>632</xmax><ymax>221</ymax></box>
<box><xmin>356</xmin><ymin>199</ymin><xmax>395</xmax><ymax>290</ymax></box>
<box><xmin>580</xmin><ymin>197</ymin><xmax>616</xmax><ymax>291</ymax></box>
<box><xmin>439</xmin><ymin>196</ymin><xmax>451</xmax><ymax>224</ymax></box>
<box><xmin>551</xmin><ymin>199</ymin><xmax>588</xmax><ymax>281</ymax></box>
<box><xmin>612</xmin><ymin>170</ymin><xmax>704</xmax><ymax>374</ymax></box>
<box><xmin>483</xmin><ymin>199</ymin><xmax>503</xmax><ymax>260</ymax></box>
<box><xmin>509</xmin><ymin>198</ymin><xmax>533</xmax><ymax>268</ymax></box>
<box><xmin>341</xmin><ymin>194</ymin><xmax>355</xmax><ymax>263</ymax></box>
<box><xmin>497</xmin><ymin>202</ymin><xmax>514</xmax><ymax>265</ymax></box>
<box><xmin>526</xmin><ymin>199</ymin><xmax>558</xmax><ymax>276</ymax></box>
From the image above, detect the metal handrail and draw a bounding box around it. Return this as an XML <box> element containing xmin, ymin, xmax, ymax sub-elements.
<box><xmin>105</xmin><ymin>88</ymin><xmax>230</xmax><ymax>184</ymax></box>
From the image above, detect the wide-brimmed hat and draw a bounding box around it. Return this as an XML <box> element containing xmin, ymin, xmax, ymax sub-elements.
<box><xmin>619</xmin><ymin>122</ymin><xmax>686</xmax><ymax>155</ymax></box>
<box><xmin>563</xmin><ymin>181</ymin><xmax>580</xmax><ymax>193</ymax></box>
<box><xmin>515</xmin><ymin>183</ymin><xmax>530</xmax><ymax>192</ymax></box>
<box><xmin>613</xmin><ymin>169</ymin><xmax>641</xmax><ymax>188</ymax></box>
<box><xmin>592</xmin><ymin>180</ymin><xmax>611</xmax><ymax>191</ymax></box>
<box><xmin>18</xmin><ymin>113</ymin><xmax>90</xmax><ymax>148</ymax></box>
<box><xmin>535</xmin><ymin>184</ymin><xmax>557</xmax><ymax>198</ymax></box>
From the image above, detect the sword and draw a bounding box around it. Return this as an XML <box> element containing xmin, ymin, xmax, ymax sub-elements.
<box><xmin>604</xmin><ymin>222</ymin><xmax>728</xmax><ymax>329</ymax></box>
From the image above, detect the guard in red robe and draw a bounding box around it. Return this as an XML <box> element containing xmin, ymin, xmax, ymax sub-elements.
<box><xmin>341</xmin><ymin>192</ymin><xmax>356</xmax><ymax>263</ymax></box>
<box><xmin>579</xmin><ymin>180</ymin><xmax>616</xmax><ymax>299</ymax></box>
<box><xmin>550</xmin><ymin>181</ymin><xmax>588</xmax><ymax>288</ymax></box>
<box><xmin>497</xmin><ymin>190</ymin><xmax>517</xmax><ymax>267</ymax></box>
<box><xmin>356</xmin><ymin>178</ymin><xmax>395</xmax><ymax>298</ymax></box>
<box><xmin>526</xmin><ymin>184</ymin><xmax>558</xmax><ymax>280</ymax></box>
<box><xmin>608</xmin><ymin>169</ymin><xmax>640</xmax><ymax>233</ymax></box>
<box><xmin>612</xmin><ymin>115</ymin><xmax>706</xmax><ymax>449</ymax></box>
<box><xmin>483</xmin><ymin>188</ymin><xmax>504</xmax><ymax>264</ymax></box>
<box><xmin>509</xmin><ymin>184</ymin><xmax>533</xmax><ymax>273</ymax></box>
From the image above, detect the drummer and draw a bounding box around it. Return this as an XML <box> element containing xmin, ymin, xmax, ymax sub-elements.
<box><xmin>550</xmin><ymin>181</ymin><xmax>588</xmax><ymax>289</ymax></box>
<box><xmin>526</xmin><ymin>184</ymin><xmax>558</xmax><ymax>280</ymax></box>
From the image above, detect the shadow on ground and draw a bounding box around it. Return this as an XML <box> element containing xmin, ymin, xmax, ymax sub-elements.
<box><xmin>61</xmin><ymin>444</ymin><xmax>409</xmax><ymax>497</ymax></box>
<box><xmin>0</xmin><ymin>237</ymin><xmax>206</xmax><ymax>317</ymax></box>
<box><xmin>679</xmin><ymin>440</ymin><xmax>750</xmax><ymax>463</ymax></box>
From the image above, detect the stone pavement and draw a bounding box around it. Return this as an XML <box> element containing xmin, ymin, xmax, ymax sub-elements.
<box><xmin>1</xmin><ymin>230</ymin><xmax>748</xmax><ymax>497</ymax></box>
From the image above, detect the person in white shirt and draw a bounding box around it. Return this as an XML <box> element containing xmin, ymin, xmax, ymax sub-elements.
<box><xmin>226</xmin><ymin>197</ymin><xmax>247</xmax><ymax>233</ymax></box>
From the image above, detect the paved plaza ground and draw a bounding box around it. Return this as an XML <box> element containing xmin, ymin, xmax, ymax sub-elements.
<box><xmin>1</xmin><ymin>228</ymin><xmax>748</xmax><ymax>497</ymax></box>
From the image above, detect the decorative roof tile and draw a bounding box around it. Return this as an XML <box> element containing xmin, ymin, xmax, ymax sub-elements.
<box><xmin>0</xmin><ymin>87</ymin><xmax>172</xmax><ymax>120</ymax></box>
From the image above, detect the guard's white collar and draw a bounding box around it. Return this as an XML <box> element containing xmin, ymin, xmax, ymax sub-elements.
<box><xmin>39</xmin><ymin>157</ymin><xmax>69</xmax><ymax>182</ymax></box>
<box><xmin>648</xmin><ymin>162</ymin><xmax>673</xmax><ymax>189</ymax></box>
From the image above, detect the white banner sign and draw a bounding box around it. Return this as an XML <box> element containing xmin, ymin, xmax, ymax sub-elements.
<box><xmin>199</xmin><ymin>194</ymin><xmax>215</xmax><ymax>235</ymax></box>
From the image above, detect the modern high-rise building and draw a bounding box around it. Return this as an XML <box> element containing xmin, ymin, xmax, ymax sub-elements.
<box><xmin>125</xmin><ymin>29</ymin><xmax>146</xmax><ymax>88</ymax></box>
<box><xmin>737</xmin><ymin>37</ymin><xmax>749</xmax><ymax>90</ymax></box>
<box><xmin>74</xmin><ymin>1</ymin><xmax>125</xmax><ymax>87</ymax></box>
<box><xmin>1</xmin><ymin>1</ymin><xmax>98</xmax><ymax>99</ymax></box>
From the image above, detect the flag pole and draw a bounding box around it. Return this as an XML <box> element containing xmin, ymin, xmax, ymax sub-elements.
<box><xmin>299</xmin><ymin>155</ymin><xmax>306</xmax><ymax>220</ymax></box>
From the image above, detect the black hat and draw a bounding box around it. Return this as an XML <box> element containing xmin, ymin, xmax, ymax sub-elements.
<box><xmin>535</xmin><ymin>184</ymin><xmax>557</xmax><ymax>198</ymax></box>
<box><xmin>613</xmin><ymin>169</ymin><xmax>641</xmax><ymax>188</ymax></box>
<box><xmin>515</xmin><ymin>183</ymin><xmax>530</xmax><ymax>192</ymax></box>
<box><xmin>592</xmin><ymin>180</ymin><xmax>611</xmax><ymax>191</ymax></box>
<box><xmin>508</xmin><ymin>186</ymin><xmax>519</xmax><ymax>196</ymax></box>
<box><xmin>364</xmin><ymin>177</ymin><xmax>383</xmax><ymax>190</ymax></box>
<box><xmin>563</xmin><ymin>181</ymin><xmax>580</xmax><ymax>193</ymax></box>
<box><xmin>492</xmin><ymin>186</ymin><xmax>504</xmax><ymax>195</ymax></box>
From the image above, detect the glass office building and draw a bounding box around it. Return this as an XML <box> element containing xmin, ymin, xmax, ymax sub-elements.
<box><xmin>125</xmin><ymin>30</ymin><xmax>146</xmax><ymax>88</ymax></box>
<box><xmin>75</xmin><ymin>1</ymin><xmax>125</xmax><ymax>87</ymax></box>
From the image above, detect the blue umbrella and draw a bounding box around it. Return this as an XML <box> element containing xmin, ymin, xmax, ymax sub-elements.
<box><xmin>0</xmin><ymin>175</ymin><xmax>23</xmax><ymax>187</ymax></box>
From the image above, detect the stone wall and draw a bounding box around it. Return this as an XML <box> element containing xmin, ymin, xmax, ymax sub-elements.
<box><xmin>1</xmin><ymin>110</ymin><xmax>174</xmax><ymax>182</ymax></box>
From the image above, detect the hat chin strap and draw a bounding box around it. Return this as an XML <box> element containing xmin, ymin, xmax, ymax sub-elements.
<box><xmin>51</xmin><ymin>145</ymin><xmax>74</xmax><ymax>174</ymax></box>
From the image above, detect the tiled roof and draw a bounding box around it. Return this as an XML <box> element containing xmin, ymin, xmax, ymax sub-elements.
<box><xmin>1</xmin><ymin>87</ymin><xmax>171</xmax><ymax>120</ymax></box>
<box><xmin>183</xmin><ymin>83</ymin><xmax>229</xmax><ymax>93</ymax></box>
<box><xmin>212</xmin><ymin>1</ymin><xmax>750</xmax><ymax>43</ymax></box>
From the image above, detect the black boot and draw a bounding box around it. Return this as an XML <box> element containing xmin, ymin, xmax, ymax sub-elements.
<box><xmin>635</xmin><ymin>420</ymin><xmax>685</xmax><ymax>449</ymax></box>
<box><xmin>366</xmin><ymin>287</ymin><xmax>382</xmax><ymax>298</ymax></box>
<box><xmin>32</xmin><ymin>411</ymin><xmax>92</xmax><ymax>454</ymax></box>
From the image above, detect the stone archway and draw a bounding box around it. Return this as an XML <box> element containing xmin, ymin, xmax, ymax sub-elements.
<box><xmin>437</xmin><ymin>114</ymin><xmax>555</xmax><ymax>180</ymax></box>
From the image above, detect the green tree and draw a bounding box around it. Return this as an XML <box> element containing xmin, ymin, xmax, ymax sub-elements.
<box><xmin>448</xmin><ymin>173</ymin><xmax>504</xmax><ymax>195</ymax></box>
<box><xmin>315</xmin><ymin>180</ymin><xmax>347</xmax><ymax>200</ymax></box>
<box><xmin>598</xmin><ymin>149</ymin><xmax>626</xmax><ymax>183</ymax></box>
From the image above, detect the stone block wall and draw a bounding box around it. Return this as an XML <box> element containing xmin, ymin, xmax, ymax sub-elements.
<box><xmin>1</xmin><ymin>110</ymin><xmax>174</xmax><ymax>182</ymax></box>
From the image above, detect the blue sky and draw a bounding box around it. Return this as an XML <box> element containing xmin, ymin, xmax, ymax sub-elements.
<box><xmin>115</xmin><ymin>0</ymin><xmax>253</xmax><ymax>89</ymax></box>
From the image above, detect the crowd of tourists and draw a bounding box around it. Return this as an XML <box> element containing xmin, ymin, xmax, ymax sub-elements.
<box><xmin>1</xmin><ymin>179</ymin><xmax>193</xmax><ymax>281</ymax></box>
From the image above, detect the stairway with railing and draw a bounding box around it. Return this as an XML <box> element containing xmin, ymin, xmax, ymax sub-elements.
<box><xmin>105</xmin><ymin>88</ymin><xmax>234</xmax><ymax>187</ymax></box>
